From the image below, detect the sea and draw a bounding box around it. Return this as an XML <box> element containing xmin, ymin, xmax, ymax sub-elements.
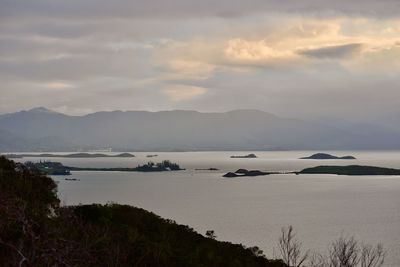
<box><xmin>13</xmin><ymin>151</ymin><xmax>400</xmax><ymax>265</ymax></box>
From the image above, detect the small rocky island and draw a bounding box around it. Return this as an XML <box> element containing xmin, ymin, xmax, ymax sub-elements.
<box><xmin>223</xmin><ymin>169</ymin><xmax>271</xmax><ymax>178</ymax></box>
<box><xmin>230</xmin><ymin>154</ymin><xmax>257</xmax><ymax>159</ymax></box>
<box><xmin>298</xmin><ymin>165</ymin><xmax>400</xmax><ymax>176</ymax></box>
<box><xmin>300</xmin><ymin>153</ymin><xmax>356</xmax><ymax>160</ymax></box>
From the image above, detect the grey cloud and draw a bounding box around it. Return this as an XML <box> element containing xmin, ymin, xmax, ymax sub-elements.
<box><xmin>299</xmin><ymin>43</ymin><xmax>363</xmax><ymax>59</ymax></box>
<box><xmin>1</xmin><ymin>0</ymin><xmax>400</xmax><ymax>20</ymax></box>
<box><xmin>1</xmin><ymin>0</ymin><xmax>400</xmax><ymax>127</ymax></box>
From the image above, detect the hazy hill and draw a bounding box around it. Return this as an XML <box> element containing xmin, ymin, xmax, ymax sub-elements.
<box><xmin>1</xmin><ymin>107</ymin><xmax>400</xmax><ymax>151</ymax></box>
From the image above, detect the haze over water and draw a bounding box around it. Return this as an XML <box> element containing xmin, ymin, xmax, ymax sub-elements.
<box><xmin>16</xmin><ymin>151</ymin><xmax>400</xmax><ymax>265</ymax></box>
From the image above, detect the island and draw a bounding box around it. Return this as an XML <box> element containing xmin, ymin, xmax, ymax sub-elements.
<box><xmin>146</xmin><ymin>154</ymin><xmax>158</xmax><ymax>158</ymax></box>
<box><xmin>300</xmin><ymin>153</ymin><xmax>356</xmax><ymax>160</ymax></box>
<box><xmin>230</xmin><ymin>153</ymin><xmax>257</xmax><ymax>159</ymax></box>
<box><xmin>195</xmin><ymin>167</ymin><xmax>220</xmax><ymax>171</ymax></box>
<box><xmin>25</xmin><ymin>160</ymin><xmax>185</xmax><ymax>174</ymax></box>
<box><xmin>24</xmin><ymin>161</ymin><xmax>71</xmax><ymax>175</ymax></box>
<box><xmin>7</xmin><ymin>152</ymin><xmax>136</xmax><ymax>158</ymax></box>
<box><xmin>297</xmin><ymin>165</ymin><xmax>400</xmax><ymax>176</ymax></box>
<box><xmin>223</xmin><ymin>169</ymin><xmax>271</xmax><ymax>178</ymax></box>
<box><xmin>222</xmin><ymin>164</ymin><xmax>400</xmax><ymax>178</ymax></box>
<box><xmin>132</xmin><ymin>160</ymin><xmax>184</xmax><ymax>172</ymax></box>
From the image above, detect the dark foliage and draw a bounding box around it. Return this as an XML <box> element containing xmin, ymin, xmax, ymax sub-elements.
<box><xmin>133</xmin><ymin>160</ymin><xmax>184</xmax><ymax>172</ymax></box>
<box><xmin>0</xmin><ymin>156</ymin><xmax>286</xmax><ymax>267</ymax></box>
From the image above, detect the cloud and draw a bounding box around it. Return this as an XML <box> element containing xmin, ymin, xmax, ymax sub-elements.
<box><xmin>43</xmin><ymin>81</ymin><xmax>75</xmax><ymax>89</ymax></box>
<box><xmin>1</xmin><ymin>1</ymin><xmax>400</xmax><ymax>124</ymax></box>
<box><xmin>299</xmin><ymin>43</ymin><xmax>364</xmax><ymax>59</ymax></box>
<box><xmin>163</xmin><ymin>84</ymin><xmax>207</xmax><ymax>101</ymax></box>
<box><xmin>164</xmin><ymin>60</ymin><xmax>215</xmax><ymax>80</ymax></box>
<box><xmin>224</xmin><ymin>39</ymin><xmax>297</xmax><ymax>64</ymax></box>
<box><xmin>2</xmin><ymin>0</ymin><xmax>400</xmax><ymax>20</ymax></box>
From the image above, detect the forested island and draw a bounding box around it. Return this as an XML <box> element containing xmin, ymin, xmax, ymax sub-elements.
<box><xmin>24</xmin><ymin>160</ymin><xmax>184</xmax><ymax>175</ymax></box>
<box><xmin>4</xmin><ymin>152</ymin><xmax>135</xmax><ymax>158</ymax></box>
<box><xmin>0</xmin><ymin>156</ymin><xmax>287</xmax><ymax>266</ymax></box>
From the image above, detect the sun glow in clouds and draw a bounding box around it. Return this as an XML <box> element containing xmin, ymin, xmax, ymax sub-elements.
<box><xmin>1</xmin><ymin>1</ymin><xmax>400</xmax><ymax>118</ymax></box>
<box><xmin>43</xmin><ymin>82</ymin><xmax>74</xmax><ymax>90</ymax></box>
<box><xmin>163</xmin><ymin>84</ymin><xmax>207</xmax><ymax>101</ymax></box>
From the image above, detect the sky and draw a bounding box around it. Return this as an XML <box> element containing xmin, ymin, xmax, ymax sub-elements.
<box><xmin>1</xmin><ymin>0</ymin><xmax>400</xmax><ymax>123</ymax></box>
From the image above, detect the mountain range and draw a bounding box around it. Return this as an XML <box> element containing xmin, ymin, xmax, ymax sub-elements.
<box><xmin>1</xmin><ymin>107</ymin><xmax>400</xmax><ymax>152</ymax></box>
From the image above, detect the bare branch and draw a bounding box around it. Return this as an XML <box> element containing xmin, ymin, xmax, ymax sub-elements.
<box><xmin>360</xmin><ymin>244</ymin><xmax>385</xmax><ymax>267</ymax></box>
<box><xmin>328</xmin><ymin>236</ymin><xmax>360</xmax><ymax>267</ymax></box>
<box><xmin>278</xmin><ymin>225</ymin><xmax>309</xmax><ymax>267</ymax></box>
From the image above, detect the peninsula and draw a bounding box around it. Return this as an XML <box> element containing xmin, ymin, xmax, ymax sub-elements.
<box><xmin>297</xmin><ymin>165</ymin><xmax>400</xmax><ymax>176</ymax></box>
<box><xmin>223</xmin><ymin>165</ymin><xmax>400</xmax><ymax>178</ymax></box>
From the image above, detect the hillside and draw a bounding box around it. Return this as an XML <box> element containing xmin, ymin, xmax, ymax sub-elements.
<box><xmin>0</xmin><ymin>156</ymin><xmax>286</xmax><ymax>266</ymax></box>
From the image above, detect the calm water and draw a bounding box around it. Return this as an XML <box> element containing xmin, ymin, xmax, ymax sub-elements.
<box><xmin>15</xmin><ymin>151</ymin><xmax>400</xmax><ymax>265</ymax></box>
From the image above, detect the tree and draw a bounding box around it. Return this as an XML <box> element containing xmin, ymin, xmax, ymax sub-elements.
<box><xmin>328</xmin><ymin>236</ymin><xmax>360</xmax><ymax>267</ymax></box>
<box><xmin>278</xmin><ymin>226</ymin><xmax>309</xmax><ymax>267</ymax></box>
<box><xmin>308</xmin><ymin>253</ymin><xmax>326</xmax><ymax>267</ymax></box>
<box><xmin>249</xmin><ymin>246</ymin><xmax>265</xmax><ymax>257</ymax></box>
<box><xmin>205</xmin><ymin>230</ymin><xmax>217</xmax><ymax>240</ymax></box>
<box><xmin>360</xmin><ymin>244</ymin><xmax>385</xmax><ymax>267</ymax></box>
<box><xmin>307</xmin><ymin>236</ymin><xmax>385</xmax><ymax>267</ymax></box>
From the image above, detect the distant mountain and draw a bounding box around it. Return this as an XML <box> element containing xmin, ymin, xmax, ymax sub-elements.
<box><xmin>0</xmin><ymin>127</ymin><xmax>82</xmax><ymax>152</ymax></box>
<box><xmin>1</xmin><ymin>107</ymin><xmax>400</xmax><ymax>151</ymax></box>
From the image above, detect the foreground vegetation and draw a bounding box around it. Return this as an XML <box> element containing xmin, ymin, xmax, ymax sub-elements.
<box><xmin>0</xmin><ymin>156</ymin><xmax>284</xmax><ymax>266</ymax></box>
